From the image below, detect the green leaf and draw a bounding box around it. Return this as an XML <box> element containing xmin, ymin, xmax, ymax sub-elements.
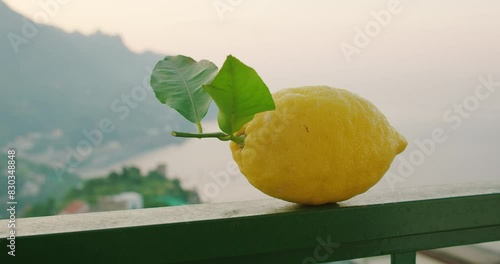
<box><xmin>150</xmin><ymin>55</ymin><xmax>218</xmax><ymax>132</ymax></box>
<box><xmin>203</xmin><ymin>55</ymin><xmax>275</xmax><ymax>135</ymax></box>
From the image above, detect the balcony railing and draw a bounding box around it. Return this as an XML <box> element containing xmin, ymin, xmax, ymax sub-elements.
<box><xmin>1</xmin><ymin>181</ymin><xmax>499</xmax><ymax>263</ymax></box>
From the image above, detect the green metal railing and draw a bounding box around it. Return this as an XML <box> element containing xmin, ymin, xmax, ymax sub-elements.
<box><xmin>1</xmin><ymin>181</ymin><xmax>499</xmax><ymax>263</ymax></box>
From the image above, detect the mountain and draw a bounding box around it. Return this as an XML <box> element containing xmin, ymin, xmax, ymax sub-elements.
<box><xmin>19</xmin><ymin>165</ymin><xmax>200</xmax><ymax>218</ymax></box>
<box><xmin>0</xmin><ymin>1</ymin><xmax>204</xmax><ymax>173</ymax></box>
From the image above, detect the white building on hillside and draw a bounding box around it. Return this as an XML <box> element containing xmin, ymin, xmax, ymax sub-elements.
<box><xmin>98</xmin><ymin>192</ymin><xmax>143</xmax><ymax>211</ymax></box>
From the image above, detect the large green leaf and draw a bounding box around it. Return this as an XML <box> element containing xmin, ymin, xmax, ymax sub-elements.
<box><xmin>150</xmin><ymin>55</ymin><xmax>218</xmax><ymax>128</ymax></box>
<box><xmin>203</xmin><ymin>55</ymin><xmax>275</xmax><ymax>135</ymax></box>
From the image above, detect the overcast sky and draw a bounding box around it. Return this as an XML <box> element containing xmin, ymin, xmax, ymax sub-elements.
<box><xmin>5</xmin><ymin>0</ymin><xmax>499</xmax><ymax>97</ymax></box>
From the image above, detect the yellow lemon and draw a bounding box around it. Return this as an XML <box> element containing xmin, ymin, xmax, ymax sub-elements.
<box><xmin>230</xmin><ymin>86</ymin><xmax>407</xmax><ymax>205</ymax></box>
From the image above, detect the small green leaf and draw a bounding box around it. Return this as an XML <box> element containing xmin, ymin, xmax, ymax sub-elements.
<box><xmin>203</xmin><ymin>55</ymin><xmax>275</xmax><ymax>135</ymax></box>
<box><xmin>150</xmin><ymin>55</ymin><xmax>218</xmax><ymax>132</ymax></box>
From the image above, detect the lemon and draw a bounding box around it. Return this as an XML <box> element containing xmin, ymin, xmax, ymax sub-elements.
<box><xmin>230</xmin><ymin>86</ymin><xmax>407</xmax><ymax>205</ymax></box>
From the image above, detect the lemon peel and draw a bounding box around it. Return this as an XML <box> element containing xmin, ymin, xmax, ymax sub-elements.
<box><xmin>230</xmin><ymin>86</ymin><xmax>407</xmax><ymax>205</ymax></box>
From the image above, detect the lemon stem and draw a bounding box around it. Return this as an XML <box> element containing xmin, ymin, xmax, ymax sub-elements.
<box><xmin>171</xmin><ymin>131</ymin><xmax>245</xmax><ymax>145</ymax></box>
<box><xmin>230</xmin><ymin>134</ymin><xmax>245</xmax><ymax>145</ymax></box>
<box><xmin>171</xmin><ymin>131</ymin><xmax>229</xmax><ymax>140</ymax></box>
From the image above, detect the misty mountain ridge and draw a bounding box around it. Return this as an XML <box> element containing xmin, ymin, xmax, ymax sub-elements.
<box><xmin>0</xmin><ymin>1</ymin><xmax>210</xmax><ymax>175</ymax></box>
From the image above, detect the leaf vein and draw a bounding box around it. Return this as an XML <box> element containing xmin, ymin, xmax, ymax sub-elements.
<box><xmin>171</xmin><ymin>62</ymin><xmax>200</xmax><ymax>125</ymax></box>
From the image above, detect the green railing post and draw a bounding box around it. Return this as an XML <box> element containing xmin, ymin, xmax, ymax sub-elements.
<box><xmin>391</xmin><ymin>252</ymin><xmax>416</xmax><ymax>264</ymax></box>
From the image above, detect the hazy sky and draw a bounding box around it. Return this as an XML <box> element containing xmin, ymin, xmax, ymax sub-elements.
<box><xmin>7</xmin><ymin>0</ymin><xmax>496</xmax><ymax>132</ymax></box>
<box><xmin>5</xmin><ymin>1</ymin><xmax>500</xmax><ymax>94</ymax></box>
<box><xmin>5</xmin><ymin>0</ymin><xmax>500</xmax><ymax>199</ymax></box>
<box><xmin>5</xmin><ymin>1</ymin><xmax>500</xmax><ymax>58</ymax></box>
